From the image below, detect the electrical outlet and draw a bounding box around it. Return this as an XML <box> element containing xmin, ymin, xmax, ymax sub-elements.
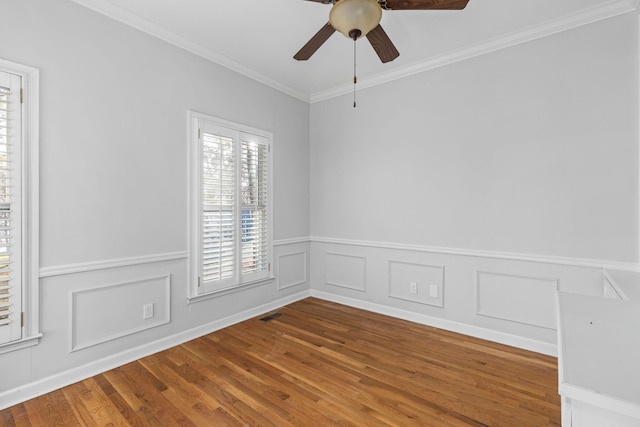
<box><xmin>142</xmin><ymin>303</ymin><xmax>154</xmax><ymax>319</ymax></box>
<box><xmin>410</xmin><ymin>282</ymin><xmax>417</xmax><ymax>294</ymax></box>
<box><xmin>429</xmin><ymin>284</ymin><xmax>438</xmax><ymax>298</ymax></box>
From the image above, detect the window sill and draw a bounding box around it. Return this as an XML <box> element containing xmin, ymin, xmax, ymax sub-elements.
<box><xmin>187</xmin><ymin>276</ymin><xmax>275</xmax><ymax>304</ymax></box>
<box><xmin>0</xmin><ymin>333</ymin><xmax>43</xmax><ymax>355</ymax></box>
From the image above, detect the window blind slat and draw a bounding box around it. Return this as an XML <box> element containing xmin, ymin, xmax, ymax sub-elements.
<box><xmin>201</xmin><ymin>132</ymin><xmax>236</xmax><ymax>285</ymax></box>
<box><xmin>0</xmin><ymin>73</ymin><xmax>22</xmax><ymax>344</ymax></box>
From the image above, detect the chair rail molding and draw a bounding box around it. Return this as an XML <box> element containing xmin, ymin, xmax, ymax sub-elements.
<box><xmin>39</xmin><ymin>252</ymin><xmax>189</xmax><ymax>278</ymax></box>
<box><xmin>309</xmin><ymin>236</ymin><xmax>640</xmax><ymax>272</ymax></box>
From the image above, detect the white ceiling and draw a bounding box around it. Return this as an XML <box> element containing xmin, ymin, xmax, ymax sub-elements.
<box><xmin>71</xmin><ymin>0</ymin><xmax>637</xmax><ymax>102</ymax></box>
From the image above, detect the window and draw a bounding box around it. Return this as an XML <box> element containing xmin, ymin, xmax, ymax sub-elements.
<box><xmin>0</xmin><ymin>59</ymin><xmax>39</xmax><ymax>352</ymax></box>
<box><xmin>189</xmin><ymin>112</ymin><xmax>272</xmax><ymax>297</ymax></box>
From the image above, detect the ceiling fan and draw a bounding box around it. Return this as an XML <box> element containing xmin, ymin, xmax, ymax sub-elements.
<box><xmin>294</xmin><ymin>0</ymin><xmax>470</xmax><ymax>63</ymax></box>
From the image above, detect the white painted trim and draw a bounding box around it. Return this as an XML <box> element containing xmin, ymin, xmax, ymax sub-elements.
<box><xmin>187</xmin><ymin>109</ymin><xmax>198</xmax><ymax>299</ymax></box>
<box><xmin>186</xmin><ymin>276</ymin><xmax>275</xmax><ymax>304</ymax></box>
<box><xmin>637</xmin><ymin>13</ymin><xmax>640</xmax><ymax>268</ymax></box>
<box><xmin>69</xmin><ymin>274</ymin><xmax>172</xmax><ymax>352</ymax></box>
<box><xmin>310</xmin><ymin>236</ymin><xmax>640</xmax><ymax>271</ymax></box>
<box><xmin>601</xmin><ymin>269</ymin><xmax>630</xmax><ymax>300</ymax></box>
<box><xmin>0</xmin><ymin>334</ymin><xmax>42</xmax><ymax>356</ymax></box>
<box><xmin>276</xmin><ymin>250</ymin><xmax>308</xmax><ymax>290</ymax></box>
<box><xmin>324</xmin><ymin>252</ymin><xmax>368</xmax><ymax>291</ymax></box>
<box><xmin>387</xmin><ymin>260</ymin><xmax>445</xmax><ymax>308</ymax></box>
<box><xmin>311</xmin><ymin>290</ymin><xmax>557</xmax><ymax>356</ymax></box>
<box><xmin>0</xmin><ymin>290</ymin><xmax>312</xmax><ymax>411</ymax></box>
<box><xmin>39</xmin><ymin>252</ymin><xmax>188</xmax><ymax>278</ymax></box>
<box><xmin>250</xmin><ymin>235</ymin><xmax>639</xmax><ymax>271</ymax></box>
<box><xmin>556</xmin><ymin>291</ymin><xmax>572</xmax><ymax>427</ymax></box>
<box><xmin>0</xmin><ymin>285</ymin><xmax>558</xmax><ymax>409</ymax></box>
<box><xmin>475</xmin><ymin>270</ymin><xmax>559</xmax><ymax>330</ymax></box>
<box><xmin>21</xmin><ymin>60</ymin><xmax>40</xmax><ymax>345</ymax></box>
<box><xmin>274</xmin><ymin>237</ymin><xmax>310</xmax><ymax>246</ymax></box>
<box><xmin>68</xmin><ymin>0</ymin><xmax>308</xmax><ymax>103</ymax></box>
<box><xmin>70</xmin><ymin>0</ymin><xmax>637</xmax><ymax>104</ymax></box>
<box><xmin>310</xmin><ymin>0</ymin><xmax>639</xmax><ymax>103</ymax></box>
<box><xmin>0</xmin><ymin>58</ymin><xmax>41</xmax><ymax>350</ymax></box>
<box><xmin>559</xmin><ymin>382</ymin><xmax>640</xmax><ymax>421</ymax></box>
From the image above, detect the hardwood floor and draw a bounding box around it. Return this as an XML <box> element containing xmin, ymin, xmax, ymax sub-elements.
<box><xmin>0</xmin><ymin>298</ymin><xmax>560</xmax><ymax>426</ymax></box>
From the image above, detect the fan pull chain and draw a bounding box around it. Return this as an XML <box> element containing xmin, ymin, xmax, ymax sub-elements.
<box><xmin>353</xmin><ymin>36</ymin><xmax>357</xmax><ymax>108</ymax></box>
<box><xmin>348</xmin><ymin>29</ymin><xmax>361</xmax><ymax>108</ymax></box>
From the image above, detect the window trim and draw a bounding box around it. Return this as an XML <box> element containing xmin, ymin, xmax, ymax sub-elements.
<box><xmin>0</xmin><ymin>58</ymin><xmax>40</xmax><ymax>354</ymax></box>
<box><xmin>187</xmin><ymin>111</ymin><xmax>274</xmax><ymax>302</ymax></box>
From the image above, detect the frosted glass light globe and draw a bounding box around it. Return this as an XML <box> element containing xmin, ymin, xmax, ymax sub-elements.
<box><xmin>329</xmin><ymin>0</ymin><xmax>382</xmax><ymax>39</ymax></box>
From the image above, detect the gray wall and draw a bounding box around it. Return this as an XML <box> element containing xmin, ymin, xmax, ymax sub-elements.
<box><xmin>309</xmin><ymin>13</ymin><xmax>638</xmax><ymax>353</ymax></box>
<box><xmin>311</xmin><ymin>14</ymin><xmax>637</xmax><ymax>262</ymax></box>
<box><xmin>0</xmin><ymin>0</ymin><xmax>310</xmax><ymax>404</ymax></box>
<box><xmin>1</xmin><ymin>0</ymin><xmax>638</xmax><ymax>408</ymax></box>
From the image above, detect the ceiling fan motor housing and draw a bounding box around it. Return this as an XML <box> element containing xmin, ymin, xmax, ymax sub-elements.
<box><xmin>329</xmin><ymin>0</ymin><xmax>382</xmax><ymax>39</ymax></box>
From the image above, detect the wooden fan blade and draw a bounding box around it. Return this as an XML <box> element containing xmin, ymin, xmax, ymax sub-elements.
<box><xmin>366</xmin><ymin>25</ymin><xmax>399</xmax><ymax>63</ymax></box>
<box><xmin>383</xmin><ymin>0</ymin><xmax>469</xmax><ymax>10</ymax></box>
<box><xmin>294</xmin><ymin>23</ymin><xmax>336</xmax><ymax>60</ymax></box>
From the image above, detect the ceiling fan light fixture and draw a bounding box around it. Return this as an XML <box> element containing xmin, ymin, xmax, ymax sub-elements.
<box><xmin>329</xmin><ymin>0</ymin><xmax>382</xmax><ymax>40</ymax></box>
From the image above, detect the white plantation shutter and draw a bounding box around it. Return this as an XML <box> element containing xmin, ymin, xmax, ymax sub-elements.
<box><xmin>201</xmin><ymin>131</ymin><xmax>235</xmax><ymax>286</ymax></box>
<box><xmin>241</xmin><ymin>139</ymin><xmax>268</xmax><ymax>277</ymax></box>
<box><xmin>0</xmin><ymin>71</ymin><xmax>22</xmax><ymax>345</ymax></box>
<box><xmin>195</xmin><ymin>117</ymin><xmax>271</xmax><ymax>294</ymax></box>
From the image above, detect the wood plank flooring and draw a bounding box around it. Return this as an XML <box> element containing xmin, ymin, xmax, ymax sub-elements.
<box><xmin>0</xmin><ymin>298</ymin><xmax>560</xmax><ymax>426</ymax></box>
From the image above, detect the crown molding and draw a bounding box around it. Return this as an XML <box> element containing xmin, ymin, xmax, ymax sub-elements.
<box><xmin>70</xmin><ymin>0</ymin><xmax>636</xmax><ymax>105</ymax></box>
<box><xmin>310</xmin><ymin>0</ymin><xmax>639</xmax><ymax>103</ymax></box>
<box><xmin>69</xmin><ymin>0</ymin><xmax>310</xmax><ymax>103</ymax></box>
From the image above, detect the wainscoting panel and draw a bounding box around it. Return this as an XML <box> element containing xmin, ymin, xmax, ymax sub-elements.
<box><xmin>476</xmin><ymin>271</ymin><xmax>558</xmax><ymax>330</ymax></box>
<box><xmin>277</xmin><ymin>251</ymin><xmax>307</xmax><ymax>290</ymax></box>
<box><xmin>325</xmin><ymin>252</ymin><xmax>367</xmax><ymax>291</ymax></box>
<box><xmin>388</xmin><ymin>260</ymin><xmax>444</xmax><ymax>307</ymax></box>
<box><xmin>70</xmin><ymin>274</ymin><xmax>171</xmax><ymax>352</ymax></box>
<box><xmin>310</xmin><ymin>238</ymin><xmax>612</xmax><ymax>355</ymax></box>
<box><xmin>2</xmin><ymin>248</ymin><xmax>311</xmax><ymax>410</ymax></box>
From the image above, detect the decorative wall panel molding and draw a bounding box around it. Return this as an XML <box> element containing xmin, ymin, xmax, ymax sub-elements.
<box><xmin>388</xmin><ymin>260</ymin><xmax>444</xmax><ymax>307</ymax></box>
<box><xmin>70</xmin><ymin>274</ymin><xmax>171</xmax><ymax>352</ymax></box>
<box><xmin>277</xmin><ymin>251</ymin><xmax>307</xmax><ymax>290</ymax></box>
<box><xmin>325</xmin><ymin>252</ymin><xmax>367</xmax><ymax>291</ymax></box>
<box><xmin>476</xmin><ymin>271</ymin><xmax>558</xmax><ymax>330</ymax></box>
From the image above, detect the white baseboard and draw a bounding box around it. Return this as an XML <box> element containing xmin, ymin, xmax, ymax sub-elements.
<box><xmin>0</xmin><ymin>290</ymin><xmax>311</xmax><ymax>411</ymax></box>
<box><xmin>0</xmin><ymin>287</ymin><xmax>556</xmax><ymax>410</ymax></box>
<box><xmin>310</xmin><ymin>290</ymin><xmax>558</xmax><ymax>357</ymax></box>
